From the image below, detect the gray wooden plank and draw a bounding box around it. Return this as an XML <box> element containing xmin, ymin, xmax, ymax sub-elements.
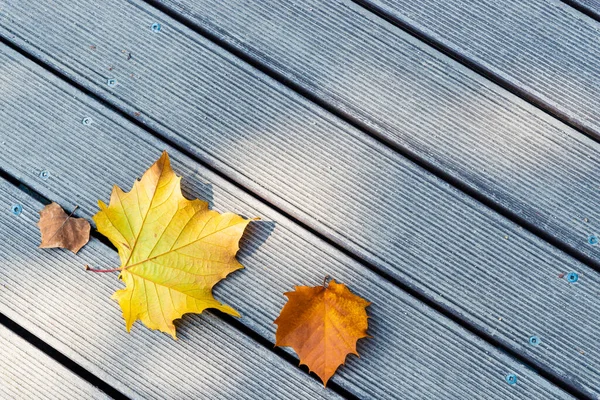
<box><xmin>355</xmin><ymin>0</ymin><xmax>600</xmax><ymax>133</ymax></box>
<box><xmin>0</xmin><ymin>325</ymin><xmax>110</xmax><ymax>399</ymax></box>
<box><xmin>564</xmin><ymin>0</ymin><xmax>600</xmax><ymax>17</ymax></box>
<box><xmin>0</xmin><ymin>0</ymin><xmax>597</xmax><ymax>396</ymax></box>
<box><xmin>0</xmin><ymin>198</ymin><xmax>337</xmax><ymax>399</ymax></box>
<box><xmin>0</xmin><ymin>47</ymin><xmax>573</xmax><ymax>400</ymax></box>
<box><xmin>135</xmin><ymin>0</ymin><xmax>600</xmax><ymax>266</ymax></box>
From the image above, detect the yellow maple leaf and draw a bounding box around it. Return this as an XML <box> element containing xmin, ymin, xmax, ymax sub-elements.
<box><xmin>92</xmin><ymin>151</ymin><xmax>256</xmax><ymax>339</ymax></box>
<box><xmin>274</xmin><ymin>279</ymin><xmax>371</xmax><ymax>386</ymax></box>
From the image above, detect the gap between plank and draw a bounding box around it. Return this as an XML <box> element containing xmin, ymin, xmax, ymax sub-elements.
<box><xmin>0</xmin><ymin>314</ymin><xmax>129</xmax><ymax>400</ymax></box>
<box><xmin>560</xmin><ymin>0</ymin><xmax>600</xmax><ymax>22</ymax></box>
<box><xmin>138</xmin><ymin>0</ymin><xmax>600</xmax><ymax>275</ymax></box>
<box><xmin>0</xmin><ymin>29</ymin><xmax>592</xmax><ymax>400</ymax></box>
<box><xmin>351</xmin><ymin>0</ymin><xmax>600</xmax><ymax>142</ymax></box>
<box><xmin>0</xmin><ymin>170</ymin><xmax>358</xmax><ymax>400</ymax></box>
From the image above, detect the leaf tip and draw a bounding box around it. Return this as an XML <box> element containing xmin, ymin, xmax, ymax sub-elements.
<box><xmin>158</xmin><ymin>150</ymin><xmax>171</xmax><ymax>168</ymax></box>
<box><xmin>229</xmin><ymin>308</ymin><xmax>242</xmax><ymax>319</ymax></box>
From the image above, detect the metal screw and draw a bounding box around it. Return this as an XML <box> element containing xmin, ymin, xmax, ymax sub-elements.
<box><xmin>151</xmin><ymin>22</ymin><xmax>161</xmax><ymax>33</ymax></box>
<box><xmin>11</xmin><ymin>204</ymin><xmax>22</xmax><ymax>216</ymax></box>
<box><xmin>566</xmin><ymin>272</ymin><xmax>579</xmax><ymax>283</ymax></box>
<box><xmin>505</xmin><ymin>374</ymin><xmax>517</xmax><ymax>385</ymax></box>
<box><xmin>39</xmin><ymin>170</ymin><xmax>50</xmax><ymax>180</ymax></box>
<box><xmin>82</xmin><ymin>117</ymin><xmax>92</xmax><ymax>126</ymax></box>
<box><xmin>588</xmin><ymin>235</ymin><xmax>598</xmax><ymax>245</ymax></box>
<box><xmin>529</xmin><ymin>336</ymin><xmax>540</xmax><ymax>346</ymax></box>
<box><xmin>107</xmin><ymin>78</ymin><xmax>118</xmax><ymax>87</ymax></box>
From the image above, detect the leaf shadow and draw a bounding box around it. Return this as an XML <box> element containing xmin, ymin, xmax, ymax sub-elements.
<box><xmin>177</xmin><ymin>172</ymin><xmax>278</xmax><ymax>329</ymax></box>
<box><xmin>179</xmin><ymin>177</ymin><xmax>276</xmax><ymax>259</ymax></box>
<box><xmin>180</xmin><ymin>179</ymin><xmax>214</xmax><ymax>210</ymax></box>
<box><xmin>239</xmin><ymin>220</ymin><xmax>276</xmax><ymax>259</ymax></box>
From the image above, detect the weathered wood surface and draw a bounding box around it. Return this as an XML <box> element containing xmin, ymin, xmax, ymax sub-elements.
<box><xmin>0</xmin><ymin>325</ymin><xmax>110</xmax><ymax>399</ymax></box>
<box><xmin>0</xmin><ymin>0</ymin><xmax>598</xmax><ymax>396</ymax></box>
<box><xmin>0</xmin><ymin>183</ymin><xmax>338</xmax><ymax>399</ymax></box>
<box><xmin>0</xmin><ymin>45</ymin><xmax>574</xmax><ymax>399</ymax></box>
<box><xmin>565</xmin><ymin>0</ymin><xmax>600</xmax><ymax>16</ymax></box>
<box><xmin>356</xmin><ymin>0</ymin><xmax>600</xmax><ymax>134</ymax></box>
<box><xmin>141</xmin><ymin>0</ymin><xmax>600</xmax><ymax>264</ymax></box>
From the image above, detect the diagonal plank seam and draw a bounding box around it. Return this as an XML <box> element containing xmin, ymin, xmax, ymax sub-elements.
<box><xmin>0</xmin><ymin>9</ymin><xmax>593</xmax><ymax>397</ymax></box>
<box><xmin>0</xmin><ymin>314</ymin><xmax>129</xmax><ymax>400</ymax></box>
<box><xmin>0</xmin><ymin>22</ymin><xmax>592</xmax><ymax>398</ymax></box>
<box><xmin>136</xmin><ymin>0</ymin><xmax>600</xmax><ymax>276</ymax></box>
<box><xmin>560</xmin><ymin>0</ymin><xmax>600</xmax><ymax>21</ymax></box>
<box><xmin>0</xmin><ymin>168</ymin><xmax>361</xmax><ymax>400</ymax></box>
<box><xmin>0</xmin><ymin>120</ymin><xmax>587</xmax><ymax>399</ymax></box>
<box><xmin>350</xmin><ymin>0</ymin><xmax>600</xmax><ymax>142</ymax></box>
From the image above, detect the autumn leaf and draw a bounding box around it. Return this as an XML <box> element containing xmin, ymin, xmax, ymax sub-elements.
<box><xmin>92</xmin><ymin>151</ymin><xmax>256</xmax><ymax>339</ymax></box>
<box><xmin>274</xmin><ymin>278</ymin><xmax>371</xmax><ymax>386</ymax></box>
<box><xmin>37</xmin><ymin>202</ymin><xmax>90</xmax><ymax>254</ymax></box>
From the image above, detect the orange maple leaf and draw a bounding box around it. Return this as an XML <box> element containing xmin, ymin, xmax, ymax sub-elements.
<box><xmin>274</xmin><ymin>279</ymin><xmax>371</xmax><ymax>386</ymax></box>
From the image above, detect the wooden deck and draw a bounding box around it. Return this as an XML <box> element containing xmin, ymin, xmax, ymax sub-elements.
<box><xmin>0</xmin><ymin>0</ymin><xmax>598</xmax><ymax>398</ymax></box>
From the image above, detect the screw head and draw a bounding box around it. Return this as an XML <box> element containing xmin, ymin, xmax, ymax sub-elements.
<box><xmin>11</xmin><ymin>204</ymin><xmax>22</xmax><ymax>216</ymax></box>
<box><xmin>107</xmin><ymin>78</ymin><xmax>118</xmax><ymax>87</ymax></box>
<box><xmin>566</xmin><ymin>272</ymin><xmax>579</xmax><ymax>283</ymax></box>
<box><xmin>82</xmin><ymin>117</ymin><xmax>92</xmax><ymax>126</ymax></box>
<box><xmin>529</xmin><ymin>336</ymin><xmax>540</xmax><ymax>346</ymax></box>
<box><xmin>151</xmin><ymin>22</ymin><xmax>161</xmax><ymax>32</ymax></box>
<box><xmin>39</xmin><ymin>170</ymin><xmax>50</xmax><ymax>180</ymax></box>
<box><xmin>505</xmin><ymin>374</ymin><xmax>517</xmax><ymax>385</ymax></box>
<box><xmin>588</xmin><ymin>235</ymin><xmax>598</xmax><ymax>245</ymax></box>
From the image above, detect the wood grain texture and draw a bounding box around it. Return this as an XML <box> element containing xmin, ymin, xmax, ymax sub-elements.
<box><xmin>358</xmin><ymin>0</ymin><xmax>600</xmax><ymax>132</ymax></box>
<box><xmin>0</xmin><ymin>325</ymin><xmax>109</xmax><ymax>399</ymax></box>
<box><xmin>0</xmin><ymin>0</ymin><xmax>597</xmax><ymax>395</ymax></box>
<box><xmin>563</xmin><ymin>0</ymin><xmax>600</xmax><ymax>17</ymax></box>
<box><xmin>0</xmin><ymin>47</ymin><xmax>572</xmax><ymax>399</ymax></box>
<box><xmin>0</xmin><ymin>192</ymin><xmax>337</xmax><ymax>399</ymax></box>
<box><xmin>138</xmin><ymin>0</ymin><xmax>600</xmax><ymax>266</ymax></box>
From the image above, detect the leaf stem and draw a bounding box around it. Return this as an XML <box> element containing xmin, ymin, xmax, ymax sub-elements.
<box><xmin>67</xmin><ymin>205</ymin><xmax>80</xmax><ymax>218</ymax></box>
<box><xmin>85</xmin><ymin>264</ymin><xmax>121</xmax><ymax>273</ymax></box>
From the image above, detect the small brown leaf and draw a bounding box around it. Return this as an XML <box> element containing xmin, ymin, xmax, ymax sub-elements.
<box><xmin>37</xmin><ymin>202</ymin><xmax>90</xmax><ymax>254</ymax></box>
<box><xmin>274</xmin><ymin>279</ymin><xmax>371</xmax><ymax>386</ymax></box>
